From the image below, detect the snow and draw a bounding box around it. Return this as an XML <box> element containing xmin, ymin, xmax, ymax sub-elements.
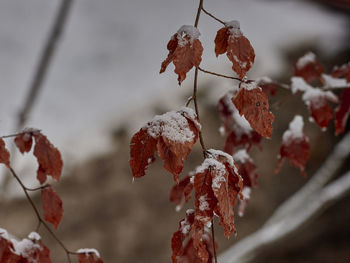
<box><xmin>196</xmin><ymin>158</ymin><xmax>226</xmax><ymax>176</ymax></box>
<box><xmin>295</xmin><ymin>52</ymin><xmax>316</xmax><ymax>69</ymax></box>
<box><xmin>232</xmin><ymin>149</ymin><xmax>251</xmax><ymax>163</ymax></box>
<box><xmin>207</xmin><ymin>149</ymin><xmax>236</xmax><ymax>170</ymax></box>
<box><xmin>241</xmin><ymin>186</ymin><xmax>251</xmax><ymax>200</ymax></box>
<box><xmin>241</xmin><ymin>82</ymin><xmax>260</xmax><ymax>91</ymax></box>
<box><xmin>12</xmin><ymin>238</ymin><xmax>40</xmax><ymax>258</ymax></box>
<box><xmin>28</xmin><ymin>232</ymin><xmax>41</xmax><ymax>241</ymax></box>
<box><xmin>176</xmin><ymin>25</ymin><xmax>200</xmax><ymax>47</ymax></box>
<box><xmin>282</xmin><ymin>115</ymin><xmax>304</xmax><ymax>143</ymax></box>
<box><xmin>226</xmin><ymin>20</ymin><xmax>242</xmax><ymax>36</ymax></box>
<box><xmin>199</xmin><ymin>194</ymin><xmax>210</xmax><ymax>211</ymax></box>
<box><xmin>77</xmin><ymin>248</ymin><xmax>100</xmax><ymax>258</ymax></box>
<box><xmin>0</xmin><ymin>228</ymin><xmax>9</xmax><ymax>239</ymax></box>
<box><xmin>146</xmin><ymin>108</ymin><xmax>197</xmax><ymax>143</ymax></box>
<box><xmin>291</xmin><ymin>77</ymin><xmax>338</xmax><ymax>107</ymax></box>
<box><xmin>322</xmin><ymin>74</ymin><xmax>347</xmax><ymax>88</ymax></box>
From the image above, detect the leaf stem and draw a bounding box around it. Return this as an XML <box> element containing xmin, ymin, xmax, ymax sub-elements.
<box><xmin>8</xmin><ymin>166</ymin><xmax>73</xmax><ymax>263</ymax></box>
<box><xmin>198</xmin><ymin>67</ymin><xmax>242</xmax><ymax>81</ymax></box>
<box><xmin>201</xmin><ymin>7</ymin><xmax>226</xmax><ymax>25</ymax></box>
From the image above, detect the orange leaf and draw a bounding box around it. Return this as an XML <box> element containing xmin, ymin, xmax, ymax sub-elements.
<box><xmin>129</xmin><ymin>108</ymin><xmax>200</xmax><ymax>182</ymax></box>
<box><xmin>275</xmin><ymin>116</ymin><xmax>310</xmax><ymax>176</ymax></box>
<box><xmin>160</xmin><ymin>25</ymin><xmax>203</xmax><ymax>84</ymax></box>
<box><xmin>0</xmin><ymin>138</ymin><xmax>10</xmax><ymax>168</ymax></box>
<box><xmin>294</xmin><ymin>52</ymin><xmax>323</xmax><ymax>84</ymax></box>
<box><xmin>33</xmin><ymin>133</ymin><xmax>63</xmax><ymax>184</ymax></box>
<box><xmin>215</xmin><ymin>21</ymin><xmax>255</xmax><ymax>79</ymax></box>
<box><xmin>335</xmin><ymin>87</ymin><xmax>350</xmax><ymax>135</ymax></box>
<box><xmin>233</xmin><ymin>82</ymin><xmax>274</xmax><ymax>138</ymax></box>
<box><xmin>41</xmin><ymin>186</ymin><xmax>63</xmax><ymax>229</ymax></box>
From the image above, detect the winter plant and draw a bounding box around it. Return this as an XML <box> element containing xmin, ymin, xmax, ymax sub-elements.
<box><xmin>129</xmin><ymin>0</ymin><xmax>350</xmax><ymax>262</ymax></box>
<box><xmin>0</xmin><ymin>129</ymin><xmax>103</xmax><ymax>262</ymax></box>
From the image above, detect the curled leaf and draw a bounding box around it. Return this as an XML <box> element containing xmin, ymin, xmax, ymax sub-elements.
<box><xmin>160</xmin><ymin>25</ymin><xmax>203</xmax><ymax>84</ymax></box>
<box><xmin>214</xmin><ymin>21</ymin><xmax>255</xmax><ymax>79</ymax></box>
<box><xmin>233</xmin><ymin>82</ymin><xmax>274</xmax><ymax>138</ymax></box>
<box><xmin>275</xmin><ymin>116</ymin><xmax>310</xmax><ymax>176</ymax></box>
<box><xmin>130</xmin><ymin>107</ymin><xmax>200</xmax><ymax>182</ymax></box>
<box><xmin>42</xmin><ymin>186</ymin><xmax>63</xmax><ymax>229</ymax></box>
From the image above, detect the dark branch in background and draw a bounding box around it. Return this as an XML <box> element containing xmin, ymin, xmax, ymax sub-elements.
<box><xmin>1</xmin><ymin>0</ymin><xmax>74</xmax><ymax>194</ymax></box>
<box><xmin>17</xmin><ymin>0</ymin><xmax>74</xmax><ymax>129</ymax></box>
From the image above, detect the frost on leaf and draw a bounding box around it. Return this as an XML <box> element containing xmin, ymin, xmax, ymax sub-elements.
<box><xmin>160</xmin><ymin>25</ymin><xmax>203</xmax><ymax>84</ymax></box>
<box><xmin>0</xmin><ymin>230</ymin><xmax>52</xmax><ymax>262</ymax></box>
<box><xmin>42</xmin><ymin>186</ymin><xmax>63</xmax><ymax>229</ymax></box>
<box><xmin>170</xmin><ymin>174</ymin><xmax>194</xmax><ymax>211</ymax></box>
<box><xmin>233</xmin><ymin>82</ymin><xmax>274</xmax><ymax>138</ymax></box>
<box><xmin>14</xmin><ymin>130</ymin><xmax>63</xmax><ymax>184</ymax></box>
<box><xmin>335</xmin><ymin>88</ymin><xmax>350</xmax><ymax>135</ymax></box>
<box><xmin>0</xmin><ymin>138</ymin><xmax>10</xmax><ymax>167</ymax></box>
<box><xmin>257</xmin><ymin>76</ymin><xmax>278</xmax><ymax>97</ymax></box>
<box><xmin>129</xmin><ymin>107</ymin><xmax>200</xmax><ymax>182</ymax></box>
<box><xmin>291</xmin><ymin>77</ymin><xmax>338</xmax><ymax>129</ymax></box>
<box><xmin>171</xmin><ymin>209</ymin><xmax>216</xmax><ymax>263</ymax></box>
<box><xmin>214</xmin><ymin>21</ymin><xmax>255</xmax><ymax>79</ymax></box>
<box><xmin>194</xmin><ymin>150</ymin><xmax>243</xmax><ymax>237</ymax></box>
<box><xmin>233</xmin><ymin>150</ymin><xmax>258</xmax><ymax>216</ymax></box>
<box><xmin>78</xmin><ymin>249</ymin><xmax>103</xmax><ymax>263</ymax></box>
<box><xmin>294</xmin><ymin>52</ymin><xmax>323</xmax><ymax>84</ymax></box>
<box><xmin>275</xmin><ymin>116</ymin><xmax>310</xmax><ymax>176</ymax></box>
<box><xmin>217</xmin><ymin>91</ymin><xmax>261</xmax><ymax>154</ymax></box>
<box><xmin>331</xmin><ymin>62</ymin><xmax>350</xmax><ymax>83</ymax></box>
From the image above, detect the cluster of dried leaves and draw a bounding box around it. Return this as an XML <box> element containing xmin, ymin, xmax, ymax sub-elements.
<box><xmin>130</xmin><ymin>16</ymin><xmax>350</xmax><ymax>263</ymax></box>
<box><xmin>0</xmin><ymin>130</ymin><xmax>103</xmax><ymax>263</ymax></box>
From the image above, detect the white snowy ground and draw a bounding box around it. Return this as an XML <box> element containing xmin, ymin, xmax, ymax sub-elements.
<box><xmin>0</xmin><ymin>0</ymin><xmax>348</xmax><ymax>189</ymax></box>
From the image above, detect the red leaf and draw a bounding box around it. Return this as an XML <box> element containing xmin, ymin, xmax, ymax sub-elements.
<box><xmin>217</xmin><ymin>91</ymin><xmax>262</xmax><ymax>154</ymax></box>
<box><xmin>33</xmin><ymin>133</ymin><xmax>63</xmax><ymax>184</ymax></box>
<box><xmin>14</xmin><ymin>132</ymin><xmax>33</xmax><ymax>154</ymax></box>
<box><xmin>41</xmin><ymin>186</ymin><xmax>63</xmax><ymax>229</ymax></box>
<box><xmin>0</xmin><ymin>138</ymin><xmax>10</xmax><ymax>167</ymax></box>
<box><xmin>129</xmin><ymin>108</ymin><xmax>200</xmax><ymax>182</ymax></box>
<box><xmin>194</xmin><ymin>150</ymin><xmax>243</xmax><ymax>237</ymax></box>
<box><xmin>160</xmin><ymin>25</ymin><xmax>203</xmax><ymax>84</ymax></box>
<box><xmin>335</xmin><ymin>87</ymin><xmax>350</xmax><ymax>135</ymax></box>
<box><xmin>294</xmin><ymin>52</ymin><xmax>323</xmax><ymax>84</ymax></box>
<box><xmin>171</xmin><ymin>209</ymin><xmax>195</xmax><ymax>262</ymax></box>
<box><xmin>129</xmin><ymin>128</ymin><xmax>157</xmax><ymax>178</ymax></box>
<box><xmin>233</xmin><ymin>149</ymin><xmax>258</xmax><ymax>187</ymax></box>
<box><xmin>257</xmin><ymin>77</ymin><xmax>278</xmax><ymax>97</ymax></box>
<box><xmin>331</xmin><ymin>62</ymin><xmax>350</xmax><ymax>83</ymax></box>
<box><xmin>215</xmin><ymin>21</ymin><xmax>255</xmax><ymax>79</ymax></box>
<box><xmin>233</xmin><ymin>82</ymin><xmax>274</xmax><ymax>138</ymax></box>
<box><xmin>25</xmin><ymin>234</ymin><xmax>53</xmax><ymax>263</ymax></box>
<box><xmin>78</xmin><ymin>253</ymin><xmax>103</xmax><ymax>263</ymax></box>
<box><xmin>0</xmin><ymin>236</ymin><xmax>23</xmax><ymax>262</ymax></box>
<box><xmin>291</xmin><ymin>77</ymin><xmax>338</xmax><ymax>129</ymax></box>
<box><xmin>309</xmin><ymin>97</ymin><xmax>334</xmax><ymax>128</ymax></box>
<box><xmin>275</xmin><ymin>116</ymin><xmax>310</xmax><ymax>176</ymax></box>
<box><xmin>169</xmin><ymin>175</ymin><xmax>194</xmax><ymax>211</ymax></box>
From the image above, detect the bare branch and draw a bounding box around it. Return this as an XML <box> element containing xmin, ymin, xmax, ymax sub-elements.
<box><xmin>219</xmin><ymin>170</ymin><xmax>350</xmax><ymax>263</ymax></box>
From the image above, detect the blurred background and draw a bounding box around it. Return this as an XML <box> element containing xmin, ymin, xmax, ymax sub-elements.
<box><xmin>0</xmin><ymin>0</ymin><xmax>349</xmax><ymax>262</ymax></box>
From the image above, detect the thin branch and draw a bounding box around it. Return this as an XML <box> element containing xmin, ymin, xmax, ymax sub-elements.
<box><xmin>198</xmin><ymin>67</ymin><xmax>242</xmax><ymax>81</ymax></box>
<box><xmin>16</xmin><ymin>0</ymin><xmax>74</xmax><ymax>129</ymax></box>
<box><xmin>201</xmin><ymin>7</ymin><xmax>225</xmax><ymax>25</ymax></box>
<box><xmin>218</xmin><ymin>170</ymin><xmax>350</xmax><ymax>263</ymax></box>
<box><xmin>8</xmin><ymin>166</ymin><xmax>74</xmax><ymax>262</ymax></box>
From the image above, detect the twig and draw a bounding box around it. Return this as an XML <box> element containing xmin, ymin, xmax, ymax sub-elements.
<box><xmin>201</xmin><ymin>7</ymin><xmax>225</xmax><ymax>25</ymax></box>
<box><xmin>218</xmin><ymin>170</ymin><xmax>350</xmax><ymax>263</ymax></box>
<box><xmin>8</xmin><ymin>166</ymin><xmax>74</xmax><ymax>262</ymax></box>
<box><xmin>198</xmin><ymin>67</ymin><xmax>242</xmax><ymax>81</ymax></box>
